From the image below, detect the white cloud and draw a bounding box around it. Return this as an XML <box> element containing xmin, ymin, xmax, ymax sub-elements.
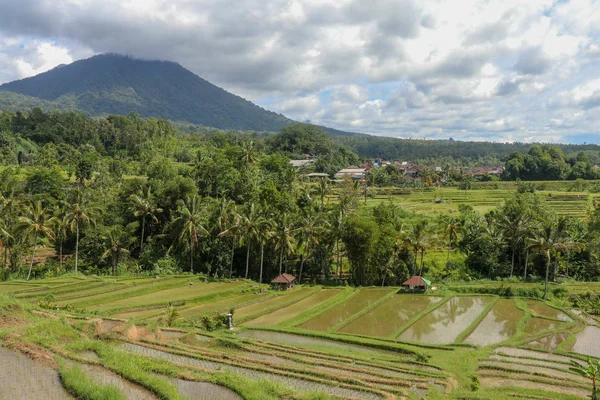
<box><xmin>0</xmin><ymin>0</ymin><xmax>598</xmax><ymax>143</ymax></box>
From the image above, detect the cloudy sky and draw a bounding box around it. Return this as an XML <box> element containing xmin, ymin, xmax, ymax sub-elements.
<box><xmin>0</xmin><ymin>0</ymin><xmax>599</xmax><ymax>143</ymax></box>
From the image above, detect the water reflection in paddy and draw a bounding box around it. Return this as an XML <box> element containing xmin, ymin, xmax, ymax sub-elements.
<box><xmin>398</xmin><ymin>296</ymin><xmax>493</xmax><ymax>344</ymax></box>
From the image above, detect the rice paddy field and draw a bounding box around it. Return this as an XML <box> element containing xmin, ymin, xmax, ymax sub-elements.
<box><xmin>347</xmin><ymin>182</ymin><xmax>600</xmax><ymax>219</ymax></box>
<box><xmin>2</xmin><ymin>276</ymin><xmax>600</xmax><ymax>399</ymax></box>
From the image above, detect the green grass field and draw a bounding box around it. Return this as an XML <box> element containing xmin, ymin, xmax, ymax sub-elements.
<box><xmin>2</xmin><ymin>277</ymin><xmax>600</xmax><ymax>399</ymax></box>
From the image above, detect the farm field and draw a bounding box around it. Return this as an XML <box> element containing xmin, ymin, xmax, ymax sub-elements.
<box><xmin>2</xmin><ymin>277</ymin><xmax>600</xmax><ymax>399</ymax></box>
<box><xmin>345</xmin><ymin>183</ymin><xmax>600</xmax><ymax>219</ymax></box>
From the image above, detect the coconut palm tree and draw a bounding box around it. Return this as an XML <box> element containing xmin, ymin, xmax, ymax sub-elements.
<box><xmin>313</xmin><ymin>178</ymin><xmax>330</xmax><ymax>209</ymax></box>
<box><xmin>240</xmin><ymin>140</ymin><xmax>258</xmax><ymax>168</ymax></box>
<box><xmin>237</xmin><ymin>203</ymin><xmax>264</xmax><ymax>279</ymax></box>
<box><xmin>404</xmin><ymin>220</ymin><xmax>431</xmax><ymax>276</ymax></box>
<box><xmin>0</xmin><ymin>224</ymin><xmax>12</xmax><ymax>278</ymax></box>
<box><xmin>294</xmin><ymin>209</ymin><xmax>326</xmax><ymax>282</ymax></box>
<box><xmin>256</xmin><ymin>211</ymin><xmax>274</xmax><ymax>283</ymax></box>
<box><xmin>216</xmin><ymin>199</ymin><xmax>240</xmax><ymax>278</ymax></box>
<box><xmin>64</xmin><ymin>190</ymin><xmax>100</xmax><ymax>273</ymax></box>
<box><xmin>171</xmin><ymin>196</ymin><xmax>209</xmax><ymax>274</ymax></box>
<box><xmin>15</xmin><ymin>201</ymin><xmax>56</xmax><ymax>280</ymax></box>
<box><xmin>53</xmin><ymin>206</ymin><xmax>69</xmax><ymax>273</ymax></box>
<box><xmin>275</xmin><ymin>212</ymin><xmax>296</xmax><ymax>275</ymax></box>
<box><xmin>129</xmin><ymin>186</ymin><xmax>163</xmax><ymax>251</ymax></box>
<box><xmin>101</xmin><ymin>226</ymin><xmax>131</xmax><ymax>275</ymax></box>
<box><xmin>445</xmin><ymin>218</ymin><xmax>461</xmax><ymax>262</ymax></box>
<box><xmin>527</xmin><ymin>217</ymin><xmax>584</xmax><ymax>299</ymax></box>
<box><xmin>498</xmin><ymin>211</ymin><xmax>530</xmax><ymax>277</ymax></box>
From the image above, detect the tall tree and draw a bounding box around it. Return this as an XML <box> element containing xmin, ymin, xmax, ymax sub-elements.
<box><xmin>129</xmin><ymin>186</ymin><xmax>163</xmax><ymax>251</ymax></box>
<box><xmin>275</xmin><ymin>212</ymin><xmax>295</xmax><ymax>275</ymax></box>
<box><xmin>15</xmin><ymin>201</ymin><xmax>55</xmax><ymax>280</ymax></box>
<box><xmin>64</xmin><ymin>190</ymin><xmax>99</xmax><ymax>273</ymax></box>
<box><xmin>528</xmin><ymin>217</ymin><xmax>583</xmax><ymax>299</ymax></box>
<box><xmin>171</xmin><ymin>196</ymin><xmax>209</xmax><ymax>274</ymax></box>
<box><xmin>237</xmin><ymin>203</ymin><xmax>265</xmax><ymax>279</ymax></box>
<box><xmin>499</xmin><ymin>210</ymin><xmax>530</xmax><ymax>277</ymax></box>
<box><xmin>216</xmin><ymin>199</ymin><xmax>240</xmax><ymax>278</ymax></box>
<box><xmin>101</xmin><ymin>226</ymin><xmax>131</xmax><ymax>275</ymax></box>
<box><xmin>445</xmin><ymin>218</ymin><xmax>461</xmax><ymax>262</ymax></box>
<box><xmin>295</xmin><ymin>209</ymin><xmax>326</xmax><ymax>282</ymax></box>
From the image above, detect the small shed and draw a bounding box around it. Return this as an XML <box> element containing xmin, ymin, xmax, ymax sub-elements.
<box><xmin>402</xmin><ymin>276</ymin><xmax>430</xmax><ymax>292</ymax></box>
<box><xmin>271</xmin><ymin>273</ymin><xmax>296</xmax><ymax>290</ymax></box>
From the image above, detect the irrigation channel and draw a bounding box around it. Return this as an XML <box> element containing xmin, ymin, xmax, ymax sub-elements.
<box><xmin>1</xmin><ymin>276</ymin><xmax>600</xmax><ymax>399</ymax></box>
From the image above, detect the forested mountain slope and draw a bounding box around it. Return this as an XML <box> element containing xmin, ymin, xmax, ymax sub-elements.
<box><xmin>0</xmin><ymin>54</ymin><xmax>294</xmax><ymax>131</ymax></box>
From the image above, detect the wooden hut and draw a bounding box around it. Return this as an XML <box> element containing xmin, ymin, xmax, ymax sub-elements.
<box><xmin>402</xmin><ymin>276</ymin><xmax>430</xmax><ymax>292</ymax></box>
<box><xmin>271</xmin><ymin>273</ymin><xmax>296</xmax><ymax>290</ymax></box>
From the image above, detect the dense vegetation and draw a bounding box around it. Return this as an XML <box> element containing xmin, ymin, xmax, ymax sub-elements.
<box><xmin>0</xmin><ymin>54</ymin><xmax>293</xmax><ymax>131</ymax></box>
<box><xmin>0</xmin><ymin>109</ymin><xmax>599</xmax><ymax>296</ymax></box>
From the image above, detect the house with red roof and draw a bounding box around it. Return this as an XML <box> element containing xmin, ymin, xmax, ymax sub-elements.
<box><xmin>271</xmin><ymin>273</ymin><xmax>296</xmax><ymax>290</ymax></box>
<box><xmin>402</xmin><ymin>276</ymin><xmax>431</xmax><ymax>292</ymax></box>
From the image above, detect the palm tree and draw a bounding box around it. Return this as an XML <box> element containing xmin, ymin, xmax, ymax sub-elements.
<box><xmin>216</xmin><ymin>199</ymin><xmax>240</xmax><ymax>278</ymax></box>
<box><xmin>53</xmin><ymin>206</ymin><xmax>68</xmax><ymax>273</ymax></box>
<box><xmin>0</xmin><ymin>225</ymin><xmax>12</xmax><ymax>278</ymax></box>
<box><xmin>237</xmin><ymin>203</ymin><xmax>264</xmax><ymax>279</ymax></box>
<box><xmin>498</xmin><ymin>211</ymin><xmax>530</xmax><ymax>277</ymax></box>
<box><xmin>240</xmin><ymin>140</ymin><xmax>258</xmax><ymax>168</ymax></box>
<box><xmin>256</xmin><ymin>212</ymin><xmax>274</xmax><ymax>283</ymax></box>
<box><xmin>404</xmin><ymin>220</ymin><xmax>431</xmax><ymax>276</ymax></box>
<box><xmin>528</xmin><ymin>218</ymin><xmax>584</xmax><ymax>299</ymax></box>
<box><xmin>171</xmin><ymin>196</ymin><xmax>209</xmax><ymax>274</ymax></box>
<box><xmin>294</xmin><ymin>210</ymin><xmax>326</xmax><ymax>282</ymax></box>
<box><xmin>274</xmin><ymin>212</ymin><xmax>296</xmax><ymax>275</ymax></box>
<box><xmin>445</xmin><ymin>219</ymin><xmax>461</xmax><ymax>262</ymax></box>
<box><xmin>64</xmin><ymin>190</ymin><xmax>100</xmax><ymax>273</ymax></box>
<box><xmin>101</xmin><ymin>226</ymin><xmax>131</xmax><ymax>275</ymax></box>
<box><xmin>129</xmin><ymin>187</ymin><xmax>163</xmax><ymax>251</ymax></box>
<box><xmin>15</xmin><ymin>201</ymin><xmax>56</xmax><ymax>280</ymax></box>
<box><xmin>313</xmin><ymin>178</ymin><xmax>330</xmax><ymax>209</ymax></box>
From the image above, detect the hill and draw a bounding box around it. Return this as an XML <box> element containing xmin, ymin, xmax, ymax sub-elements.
<box><xmin>0</xmin><ymin>53</ymin><xmax>295</xmax><ymax>132</ymax></box>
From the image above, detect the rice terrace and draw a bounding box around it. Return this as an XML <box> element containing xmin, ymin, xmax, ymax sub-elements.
<box><xmin>2</xmin><ymin>276</ymin><xmax>600</xmax><ymax>399</ymax></box>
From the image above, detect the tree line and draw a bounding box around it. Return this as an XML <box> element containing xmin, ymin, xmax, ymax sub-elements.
<box><xmin>1</xmin><ymin>109</ymin><xmax>599</xmax><ymax>293</ymax></box>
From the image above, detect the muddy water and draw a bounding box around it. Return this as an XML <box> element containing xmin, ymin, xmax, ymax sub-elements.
<box><xmin>120</xmin><ymin>343</ymin><xmax>382</xmax><ymax>400</ymax></box>
<box><xmin>300</xmin><ymin>289</ymin><xmax>393</xmax><ymax>331</ymax></box>
<box><xmin>398</xmin><ymin>296</ymin><xmax>493</xmax><ymax>344</ymax></box>
<box><xmin>245</xmin><ymin>289</ymin><xmax>342</xmax><ymax>327</ymax></box>
<box><xmin>78</xmin><ymin>364</ymin><xmax>157</xmax><ymax>399</ymax></box>
<box><xmin>239</xmin><ymin>330</ymin><xmax>402</xmax><ymax>357</ymax></box>
<box><xmin>527</xmin><ymin>332</ymin><xmax>570</xmax><ymax>351</ymax></box>
<box><xmin>522</xmin><ymin>317</ymin><xmax>564</xmax><ymax>335</ymax></box>
<box><xmin>526</xmin><ymin>300</ymin><xmax>572</xmax><ymax>321</ymax></box>
<box><xmin>463</xmin><ymin>299</ymin><xmax>523</xmax><ymax>346</ymax></box>
<box><xmin>338</xmin><ymin>295</ymin><xmax>441</xmax><ymax>337</ymax></box>
<box><xmin>163</xmin><ymin>377</ymin><xmax>242</xmax><ymax>400</ymax></box>
<box><xmin>572</xmin><ymin>326</ymin><xmax>600</xmax><ymax>357</ymax></box>
<box><xmin>0</xmin><ymin>346</ymin><xmax>73</xmax><ymax>399</ymax></box>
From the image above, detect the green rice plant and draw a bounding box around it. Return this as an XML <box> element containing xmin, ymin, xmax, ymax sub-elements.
<box><xmin>58</xmin><ymin>362</ymin><xmax>126</xmax><ymax>400</ymax></box>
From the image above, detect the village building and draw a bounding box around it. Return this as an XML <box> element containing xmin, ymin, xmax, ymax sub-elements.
<box><xmin>335</xmin><ymin>165</ymin><xmax>367</xmax><ymax>180</ymax></box>
<box><xmin>402</xmin><ymin>276</ymin><xmax>431</xmax><ymax>292</ymax></box>
<box><xmin>271</xmin><ymin>273</ymin><xmax>296</xmax><ymax>290</ymax></box>
<box><xmin>290</xmin><ymin>159</ymin><xmax>314</xmax><ymax>169</ymax></box>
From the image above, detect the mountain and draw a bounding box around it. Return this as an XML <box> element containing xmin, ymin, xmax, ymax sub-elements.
<box><xmin>0</xmin><ymin>53</ymin><xmax>296</xmax><ymax>132</ymax></box>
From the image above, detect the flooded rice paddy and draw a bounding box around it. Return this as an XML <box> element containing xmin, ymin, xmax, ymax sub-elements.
<box><xmin>238</xmin><ymin>330</ymin><xmax>401</xmax><ymax>357</ymax></box>
<box><xmin>338</xmin><ymin>294</ymin><xmax>441</xmax><ymax>337</ymax></box>
<box><xmin>522</xmin><ymin>317</ymin><xmax>565</xmax><ymax>335</ymax></box>
<box><xmin>527</xmin><ymin>332</ymin><xmax>570</xmax><ymax>351</ymax></box>
<box><xmin>78</xmin><ymin>363</ymin><xmax>157</xmax><ymax>399</ymax></box>
<box><xmin>164</xmin><ymin>377</ymin><xmax>242</xmax><ymax>400</ymax></box>
<box><xmin>398</xmin><ymin>296</ymin><xmax>493</xmax><ymax>344</ymax></box>
<box><xmin>245</xmin><ymin>289</ymin><xmax>343</xmax><ymax>327</ymax></box>
<box><xmin>0</xmin><ymin>346</ymin><xmax>72</xmax><ymax>399</ymax></box>
<box><xmin>525</xmin><ymin>300</ymin><xmax>573</xmax><ymax>321</ymax></box>
<box><xmin>572</xmin><ymin>326</ymin><xmax>600</xmax><ymax>357</ymax></box>
<box><xmin>300</xmin><ymin>288</ymin><xmax>393</xmax><ymax>331</ymax></box>
<box><xmin>464</xmin><ymin>299</ymin><xmax>523</xmax><ymax>346</ymax></box>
